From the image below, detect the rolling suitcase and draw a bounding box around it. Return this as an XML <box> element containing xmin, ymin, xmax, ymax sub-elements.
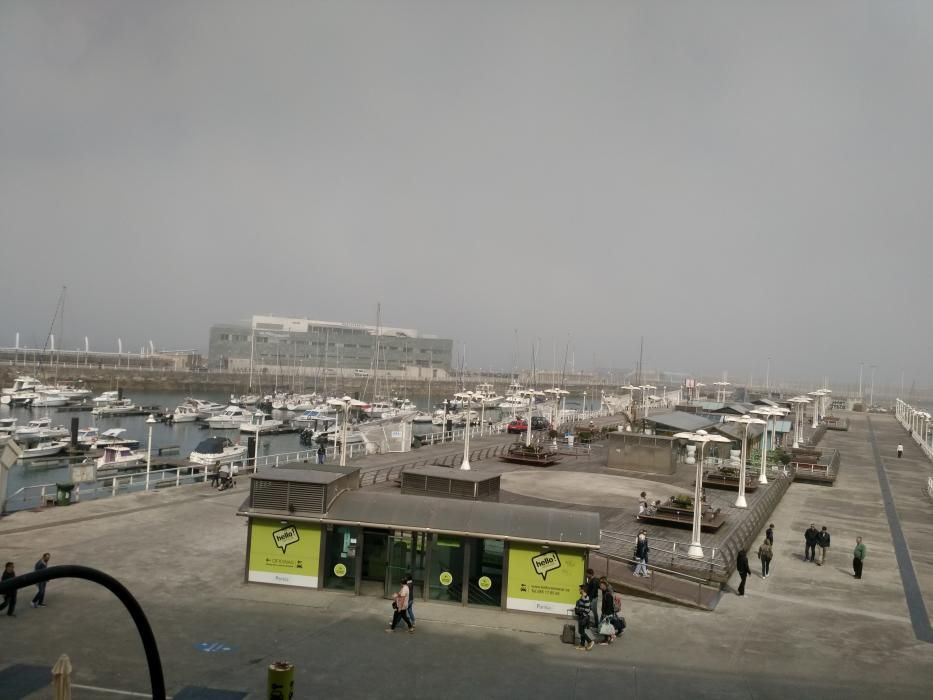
<box><xmin>561</xmin><ymin>623</ymin><xmax>577</xmax><ymax>645</ymax></box>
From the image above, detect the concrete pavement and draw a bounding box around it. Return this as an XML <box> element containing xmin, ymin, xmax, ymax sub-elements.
<box><xmin>1</xmin><ymin>413</ymin><xmax>932</xmax><ymax>698</ymax></box>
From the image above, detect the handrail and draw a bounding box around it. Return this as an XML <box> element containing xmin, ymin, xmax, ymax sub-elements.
<box><xmin>600</xmin><ymin>529</ymin><xmax>720</xmax><ymax>568</ymax></box>
<box><xmin>927</xmin><ymin>476</ymin><xmax>933</xmax><ymax>501</ymax></box>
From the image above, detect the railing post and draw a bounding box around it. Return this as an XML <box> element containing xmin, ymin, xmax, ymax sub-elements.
<box><xmin>175</xmin><ymin>469</ymin><xmax>181</xmax><ymax>487</ymax></box>
<box><xmin>112</xmin><ymin>478</ymin><xmax>118</xmax><ymax>497</ymax></box>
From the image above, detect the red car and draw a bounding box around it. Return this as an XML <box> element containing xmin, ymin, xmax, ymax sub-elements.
<box><xmin>507</xmin><ymin>419</ymin><xmax>528</xmax><ymax>434</ymax></box>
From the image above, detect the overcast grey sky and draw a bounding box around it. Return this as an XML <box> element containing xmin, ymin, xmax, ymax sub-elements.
<box><xmin>1</xmin><ymin>1</ymin><xmax>931</xmax><ymax>385</ymax></box>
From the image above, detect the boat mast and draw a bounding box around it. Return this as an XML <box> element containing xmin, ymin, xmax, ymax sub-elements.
<box><xmin>248</xmin><ymin>322</ymin><xmax>255</xmax><ymax>392</ymax></box>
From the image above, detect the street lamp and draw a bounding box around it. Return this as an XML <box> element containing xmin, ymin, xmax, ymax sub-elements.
<box><xmin>640</xmin><ymin>385</ymin><xmax>656</xmax><ymax>418</ymax></box>
<box><xmin>328</xmin><ymin>396</ymin><xmax>364</xmax><ymax>466</ymax></box>
<box><xmin>145</xmin><ymin>414</ymin><xmax>157</xmax><ymax>492</ymax></box>
<box><xmin>787</xmin><ymin>396</ymin><xmax>811</xmax><ymax>448</ymax></box>
<box><xmin>725</xmin><ymin>414</ymin><xmax>766</xmax><ymax>508</ymax></box>
<box><xmin>808</xmin><ymin>390</ymin><xmax>829</xmax><ymax>429</ymax></box>
<box><xmin>673</xmin><ymin>429</ymin><xmax>731</xmax><ymax>557</ymax></box>
<box><xmin>750</xmin><ymin>407</ymin><xmax>785</xmax><ymax>484</ymax></box>
<box><xmin>460</xmin><ymin>391</ymin><xmax>476</xmax><ymax>470</ymax></box>
<box><xmin>713</xmin><ymin>381</ymin><xmax>731</xmax><ymax>403</ymax></box>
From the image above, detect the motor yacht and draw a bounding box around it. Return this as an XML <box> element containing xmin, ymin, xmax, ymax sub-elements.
<box><xmin>0</xmin><ymin>418</ymin><xmax>17</xmax><ymax>435</ymax></box>
<box><xmin>92</xmin><ymin>390</ymin><xmax>121</xmax><ymax>406</ymax></box>
<box><xmin>31</xmin><ymin>389</ymin><xmax>69</xmax><ymax>407</ymax></box>
<box><xmin>78</xmin><ymin>427</ymin><xmax>139</xmax><ymax>449</ymax></box>
<box><xmin>171</xmin><ymin>404</ymin><xmax>201</xmax><ymax>422</ymax></box>
<box><xmin>239</xmin><ymin>411</ymin><xmax>284</xmax><ymax>434</ymax></box>
<box><xmin>92</xmin><ymin>399</ymin><xmax>139</xmax><ymax>416</ymax></box>
<box><xmin>206</xmin><ymin>405</ymin><xmax>254</xmax><ymax>429</ymax></box>
<box><xmin>189</xmin><ymin>436</ymin><xmax>248</xmax><ymax>466</ymax></box>
<box><xmin>21</xmin><ymin>439</ymin><xmax>68</xmax><ymax>459</ymax></box>
<box><xmin>92</xmin><ymin>445</ymin><xmax>146</xmax><ymax>472</ymax></box>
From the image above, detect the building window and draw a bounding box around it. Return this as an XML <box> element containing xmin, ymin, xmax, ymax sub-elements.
<box><xmin>219</xmin><ymin>334</ymin><xmax>230</xmax><ymax>341</ymax></box>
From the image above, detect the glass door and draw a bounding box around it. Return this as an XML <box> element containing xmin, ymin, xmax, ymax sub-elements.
<box><xmin>467</xmin><ymin>538</ymin><xmax>504</xmax><ymax>606</ymax></box>
<box><xmin>385</xmin><ymin>530</ymin><xmax>428</xmax><ymax>598</ymax></box>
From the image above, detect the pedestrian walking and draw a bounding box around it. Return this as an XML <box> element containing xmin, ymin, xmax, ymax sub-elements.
<box><xmin>896</xmin><ymin>444</ymin><xmax>904</xmax><ymax>458</ymax></box>
<box><xmin>853</xmin><ymin>537</ymin><xmax>867</xmax><ymax>579</ymax></box>
<box><xmin>316</xmin><ymin>443</ymin><xmax>326</xmax><ymax>464</ymax></box>
<box><xmin>31</xmin><ymin>553</ymin><xmax>50</xmax><ymax>608</ymax></box>
<box><xmin>404</xmin><ymin>573</ymin><xmax>416</xmax><ymax>627</ymax></box>
<box><xmin>804</xmin><ymin>524</ymin><xmax>819</xmax><ymax>562</ymax></box>
<box><xmin>736</xmin><ymin>550</ymin><xmax>750</xmax><ymax>596</ymax></box>
<box><xmin>633</xmin><ymin>531</ymin><xmax>650</xmax><ymax>577</ymax></box>
<box><xmin>817</xmin><ymin>526</ymin><xmax>831</xmax><ymax>566</ymax></box>
<box><xmin>584</xmin><ymin>568</ymin><xmax>600</xmax><ymax>619</ymax></box>
<box><xmin>0</xmin><ymin>562</ymin><xmax>16</xmax><ymax>617</ymax></box>
<box><xmin>573</xmin><ymin>585</ymin><xmax>595</xmax><ymax>651</ymax></box>
<box><xmin>757</xmin><ymin>539</ymin><xmax>773</xmax><ymax>578</ymax></box>
<box><xmin>385</xmin><ymin>579</ymin><xmax>414</xmax><ymax>633</ymax></box>
<box><xmin>638</xmin><ymin>491</ymin><xmax>648</xmax><ymax>515</ymax></box>
<box><xmin>765</xmin><ymin>523</ymin><xmax>775</xmax><ymax>546</ymax></box>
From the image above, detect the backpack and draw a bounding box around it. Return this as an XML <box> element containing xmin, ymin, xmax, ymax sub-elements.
<box><xmin>612</xmin><ymin>592</ymin><xmax>623</xmax><ymax>613</ymax></box>
<box><xmin>561</xmin><ymin>623</ymin><xmax>577</xmax><ymax>645</ymax></box>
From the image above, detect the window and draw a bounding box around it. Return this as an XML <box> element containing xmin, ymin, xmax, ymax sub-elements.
<box><xmin>219</xmin><ymin>334</ymin><xmax>230</xmax><ymax>341</ymax></box>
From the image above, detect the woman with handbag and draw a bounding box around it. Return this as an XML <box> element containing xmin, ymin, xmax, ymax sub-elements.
<box><xmin>386</xmin><ymin>580</ymin><xmax>414</xmax><ymax>633</ymax></box>
<box><xmin>597</xmin><ymin>578</ymin><xmax>618</xmax><ymax>644</ymax></box>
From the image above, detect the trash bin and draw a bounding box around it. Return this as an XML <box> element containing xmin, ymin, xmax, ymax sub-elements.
<box><xmin>55</xmin><ymin>483</ymin><xmax>75</xmax><ymax>506</ymax></box>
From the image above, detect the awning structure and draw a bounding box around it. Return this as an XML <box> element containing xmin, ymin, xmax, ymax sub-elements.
<box><xmin>240</xmin><ymin>489</ymin><xmax>601</xmax><ymax>549</ymax></box>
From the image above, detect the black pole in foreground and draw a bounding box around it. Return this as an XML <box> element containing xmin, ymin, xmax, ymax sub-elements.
<box><xmin>0</xmin><ymin>564</ymin><xmax>166</xmax><ymax>699</ymax></box>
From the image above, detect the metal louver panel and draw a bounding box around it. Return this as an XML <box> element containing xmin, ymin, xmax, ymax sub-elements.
<box><xmin>251</xmin><ymin>480</ymin><xmax>289</xmax><ymax>510</ymax></box>
<box><xmin>288</xmin><ymin>482</ymin><xmax>326</xmax><ymax>513</ymax></box>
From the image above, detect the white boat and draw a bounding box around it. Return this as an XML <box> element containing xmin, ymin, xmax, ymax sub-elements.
<box><xmin>21</xmin><ymin>439</ymin><xmax>68</xmax><ymax>459</ymax></box>
<box><xmin>15</xmin><ymin>417</ymin><xmax>53</xmax><ymax>438</ymax></box>
<box><xmin>239</xmin><ymin>411</ymin><xmax>284</xmax><ymax>434</ymax></box>
<box><xmin>230</xmin><ymin>393</ymin><xmax>260</xmax><ymax>407</ymax></box>
<box><xmin>0</xmin><ymin>418</ymin><xmax>17</xmax><ymax>435</ymax></box>
<box><xmin>498</xmin><ymin>395</ymin><xmax>530</xmax><ymax>410</ymax></box>
<box><xmin>206</xmin><ymin>405</ymin><xmax>254</xmax><ymax>429</ymax></box>
<box><xmin>171</xmin><ymin>404</ymin><xmax>201</xmax><ymax>422</ymax></box>
<box><xmin>293</xmin><ymin>408</ymin><xmax>337</xmax><ymax>424</ymax></box>
<box><xmin>412</xmin><ymin>411</ymin><xmax>434</xmax><ymax>424</ymax></box>
<box><xmin>78</xmin><ymin>427</ymin><xmax>139</xmax><ymax>449</ymax></box>
<box><xmin>448</xmin><ymin>410</ymin><xmax>479</xmax><ymax>426</ymax></box>
<box><xmin>92</xmin><ymin>399</ymin><xmax>139</xmax><ymax>416</ymax></box>
<box><xmin>186</xmin><ymin>398</ymin><xmax>227</xmax><ymax>418</ymax></box>
<box><xmin>473</xmin><ymin>383</ymin><xmax>504</xmax><ymax>407</ymax></box>
<box><xmin>31</xmin><ymin>389</ymin><xmax>69</xmax><ymax>407</ymax></box>
<box><xmin>57</xmin><ymin>385</ymin><xmax>92</xmax><ymax>400</ymax></box>
<box><xmin>92</xmin><ymin>390</ymin><xmax>121</xmax><ymax>406</ymax></box>
<box><xmin>189</xmin><ymin>436</ymin><xmax>248</xmax><ymax>466</ymax></box>
<box><xmin>2</xmin><ymin>375</ymin><xmax>42</xmax><ymax>396</ymax></box>
<box><xmin>93</xmin><ymin>445</ymin><xmax>146</xmax><ymax>472</ymax></box>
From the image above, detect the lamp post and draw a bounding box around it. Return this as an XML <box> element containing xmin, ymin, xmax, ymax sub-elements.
<box><xmin>640</xmin><ymin>385</ymin><xmax>656</xmax><ymax>418</ymax></box>
<box><xmin>808</xmin><ymin>390</ymin><xmax>828</xmax><ymax>429</ymax></box>
<box><xmin>787</xmin><ymin>396</ymin><xmax>811</xmax><ymax>448</ymax></box>
<box><xmin>725</xmin><ymin>414</ymin><xmax>766</xmax><ymax>508</ymax></box>
<box><xmin>750</xmin><ymin>407</ymin><xmax>784</xmax><ymax>484</ymax></box>
<box><xmin>327</xmin><ymin>396</ymin><xmax>356</xmax><ymax>467</ymax></box>
<box><xmin>673</xmin><ymin>430</ymin><xmax>731</xmax><ymax>557</ymax></box>
<box><xmin>460</xmin><ymin>391</ymin><xmax>475</xmax><ymax>470</ymax></box>
<box><xmin>144</xmin><ymin>414</ymin><xmax>157</xmax><ymax>492</ymax></box>
<box><xmin>442</xmin><ymin>398</ymin><xmax>449</xmax><ymax>442</ymax></box>
<box><xmin>713</xmin><ymin>381</ymin><xmax>731</xmax><ymax>403</ymax></box>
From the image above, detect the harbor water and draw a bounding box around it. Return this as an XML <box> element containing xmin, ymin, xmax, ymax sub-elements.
<box><xmin>2</xmin><ymin>390</ymin><xmax>585</xmax><ymax>499</ymax></box>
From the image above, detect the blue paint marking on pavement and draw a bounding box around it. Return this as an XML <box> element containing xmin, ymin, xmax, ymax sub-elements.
<box><xmin>0</xmin><ymin>664</ymin><xmax>50</xmax><ymax>700</ymax></box>
<box><xmin>866</xmin><ymin>416</ymin><xmax>933</xmax><ymax>644</ymax></box>
<box><xmin>195</xmin><ymin>641</ymin><xmax>236</xmax><ymax>652</ymax></box>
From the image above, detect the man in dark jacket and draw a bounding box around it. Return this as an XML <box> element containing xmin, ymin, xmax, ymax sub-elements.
<box><xmin>584</xmin><ymin>568</ymin><xmax>600</xmax><ymax>619</ymax></box>
<box><xmin>804</xmin><ymin>524</ymin><xmax>819</xmax><ymax>562</ymax></box>
<box><xmin>817</xmin><ymin>526</ymin><xmax>831</xmax><ymax>566</ymax></box>
<box><xmin>736</xmin><ymin>550</ymin><xmax>751</xmax><ymax>596</ymax></box>
<box><xmin>0</xmin><ymin>562</ymin><xmax>16</xmax><ymax>616</ymax></box>
<box><xmin>765</xmin><ymin>523</ymin><xmax>775</xmax><ymax>546</ymax></box>
<box><xmin>31</xmin><ymin>553</ymin><xmax>50</xmax><ymax>607</ymax></box>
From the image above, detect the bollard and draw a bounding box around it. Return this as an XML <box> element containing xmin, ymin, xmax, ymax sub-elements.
<box><xmin>267</xmin><ymin>661</ymin><xmax>294</xmax><ymax>700</ymax></box>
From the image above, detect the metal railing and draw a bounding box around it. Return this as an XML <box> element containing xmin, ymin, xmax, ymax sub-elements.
<box><xmin>598</xmin><ymin>530</ymin><xmax>724</xmax><ymax>579</ymax></box>
<box><xmin>927</xmin><ymin>476</ymin><xmax>933</xmax><ymax>502</ymax></box>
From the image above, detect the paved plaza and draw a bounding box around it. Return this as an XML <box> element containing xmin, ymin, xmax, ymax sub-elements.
<box><xmin>1</xmin><ymin>413</ymin><xmax>932</xmax><ymax>698</ymax></box>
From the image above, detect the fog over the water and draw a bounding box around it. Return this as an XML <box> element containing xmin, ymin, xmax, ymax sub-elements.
<box><xmin>1</xmin><ymin>1</ymin><xmax>931</xmax><ymax>386</ymax></box>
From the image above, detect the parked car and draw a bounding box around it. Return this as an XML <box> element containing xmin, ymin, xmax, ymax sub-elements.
<box><xmin>507</xmin><ymin>419</ymin><xmax>527</xmax><ymax>434</ymax></box>
<box><xmin>531</xmin><ymin>417</ymin><xmax>551</xmax><ymax>431</ymax></box>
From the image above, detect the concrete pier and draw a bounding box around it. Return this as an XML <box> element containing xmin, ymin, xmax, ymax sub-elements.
<box><xmin>0</xmin><ymin>413</ymin><xmax>931</xmax><ymax>698</ymax></box>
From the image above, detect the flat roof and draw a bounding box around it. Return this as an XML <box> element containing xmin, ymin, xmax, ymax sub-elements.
<box><xmin>273</xmin><ymin>464</ymin><xmax>361</xmax><ymax>477</ymax></box>
<box><xmin>645</xmin><ymin>412</ymin><xmax>718</xmax><ymax>432</ymax></box>
<box><xmin>240</xmin><ymin>490</ymin><xmax>600</xmax><ymax>549</ymax></box>
<box><xmin>402</xmin><ymin>465</ymin><xmax>501</xmax><ymax>483</ymax></box>
<box><xmin>250</xmin><ymin>469</ymin><xmax>350</xmax><ymax>485</ymax></box>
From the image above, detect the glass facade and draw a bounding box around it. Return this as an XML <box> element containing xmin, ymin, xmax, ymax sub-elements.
<box><xmin>467</xmin><ymin>538</ymin><xmax>504</xmax><ymax>606</ymax></box>
<box><xmin>428</xmin><ymin>534</ymin><xmax>466</xmax><ymax>603</ymax></box>
<box><xmin>323</xmin><ymin>525</ymin><xmax>358</xmax><ymax>591</ymax></box>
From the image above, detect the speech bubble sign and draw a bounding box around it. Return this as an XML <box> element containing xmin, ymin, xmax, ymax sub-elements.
<box><xmin>531</xmin><ymin>550</ymin><xmax>561</xmax><ymax>581</ymax></box>
<box><xmin>272</xmin><ymin>525</ymin><xmax>300</xmax><ymax>554</ymax></box>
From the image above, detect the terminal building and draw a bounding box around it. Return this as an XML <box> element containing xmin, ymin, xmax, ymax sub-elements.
<box><xmin>207</xmin><ymin>315</ymin><xmax>454</xmax><ymax>378</ymax></box>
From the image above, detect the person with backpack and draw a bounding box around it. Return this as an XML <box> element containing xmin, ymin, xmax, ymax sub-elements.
<box><xmin>634</xmin><ymin>531</ymin><xmax>650</xmax><ymax>577</ymax></box>
<box><xmin>817</xmin><ymin>526</ymin><xmax>831</xmax><ymax>566</ymax></box>
<box><xmin>573</xmin><ymin>585</ymin><xmax>595</xmax><ymax>651</ymax></box>
<box><xmin>765</xmin><ymin>523</ymin><xmax>775</xmax><ymax>546</ymax></box>
<box><xmin>757</xmin><ymin>538</ymin><xmax>773</xmax><ymax>578</ymax></box>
